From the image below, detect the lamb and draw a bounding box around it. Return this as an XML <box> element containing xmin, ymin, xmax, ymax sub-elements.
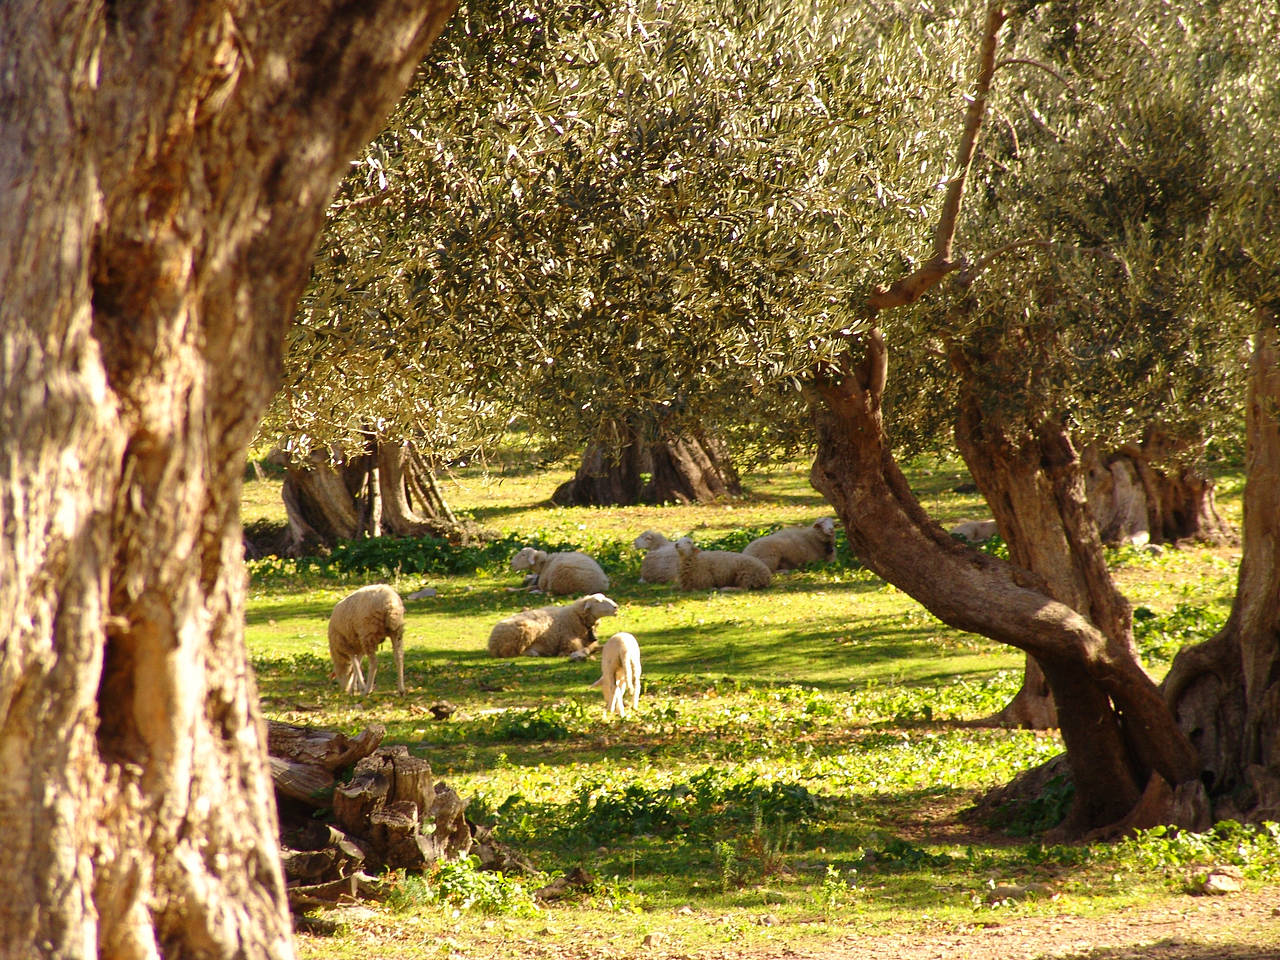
<box><xmin>328</xmin><ymin>584</ymin><xmax>406</xmax><ymax>696</ymax></box>
<box><xmin>632</xmin><ymin>529</ymin><xmax>678</xmax><ymax>583</ymax></box>
<box><xmin>487</xmin><ymin>593</ymin><xmax>619</xmax><ymax>658</ymax></box>
<box><xmin>742</xmin><ymin>518</ymin><xmax>838</xmax><ymax>572</ymax></box>
<box><xmin>949</xmin><ymin>519</ymin><xmax>999</xmax><ymax>542</ymax></box>
<box><xmin>591</xmin><ymin>632</ymin><xmax>642</xmax><ymax>717</ymax></box>
<box><xmin>674</xmin><ymin>536</ymin><xmax>772</xmax><ymax>590</ymax></box>
<box><xmin>509</xmin><ymin>546</ymin><xmax>610</xmax><ymax>596</ymax></box>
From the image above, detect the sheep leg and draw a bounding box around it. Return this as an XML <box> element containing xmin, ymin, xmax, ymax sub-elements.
<box><xmin>392</xmin><ymin>633</ymin><xmax>405</xmax><ymax>695</ymax></box>
<box><xmin>602</xmin><ymin>673</ymin><xmax>619</xmax><ymax>715</ymax></box>
<box><xmin>362</xmin><ymin>652</ymin><xmax>378</xmax><ymax>695</ymax></box>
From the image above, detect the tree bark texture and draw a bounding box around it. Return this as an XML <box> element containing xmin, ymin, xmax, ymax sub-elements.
<box><xmin>282</xmin><ymin>441</ymin><xmax>459</xmax><ymax>552</ymax></box>
<box><xmin>552</xmin><ymin>425</ymin><xmax>742</xmax><ymax>507</ymax></box>
<box><xmin>809</xmin><ymin>331</ymin><xmax>1202</xmax><ymax>835</ymax></box>
<box><xmin>1083</xmin><ymin>434</ymin><xmax>1232</xmax><ymax>547</ymax></box>
<box><xmin>0</xmin><ymin>2</ymin><xmax>456</xmax><ymax>957</ymax></box>
<box><xmin>1163</xmin><ymin>309</ymin><xmax>1280</xmax><ymax>823</ymax></box>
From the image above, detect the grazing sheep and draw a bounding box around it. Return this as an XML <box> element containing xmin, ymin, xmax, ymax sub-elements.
<box><xmin>949</xmin><ymin>519</ymin><xmax>999</xmax><ymax>542</ymax></box>
<box><xmin>328</xmin><ymin>584</ymin><xmax>406</xmax><ymax>695</ymax></box>
<box><xmin>742</xmin><ymin>518</ymin><xmax>837</xmax><ymax>572</ymax></box>
<box><xmin>510</xmin><ymin>546</ymin><xmax>610</xmax><ymax>596</ymax></box>
<box><xmin>591</xmin><ymin>632</ymin><xmax>642</xmax><ymax>717</ymax></box>
<box><xmin>632</xmin><ymin>529</ymin><xmax>678</xmax><ymax>583</ymax></box>
<box><xmin>487</xmin><ymin>593</ymin><xmax>619</xmax><ymax>658</ymax></box>
<box><xmin>674</xmin><ymin>537</ymin><xmax>772</xmax><ymax>591</ymax></box>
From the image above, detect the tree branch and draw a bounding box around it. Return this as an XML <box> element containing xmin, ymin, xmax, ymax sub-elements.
<box><xmin>868</xmin><ymin>2</ymin><xmax>1008</xmax><ymax>315</ymax></box>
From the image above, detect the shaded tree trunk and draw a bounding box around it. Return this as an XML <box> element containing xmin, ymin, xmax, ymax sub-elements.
<box><xmin>0</xmin><ymin>2</ymin><xmax>455</xmax><ymax>956</ymax></box>
<box><xmin>1084</xmin><ymin>431</ymin><xmax>1233</xmax><ymax>547</ymax></box>
<box><xmin>282</xmin><ymin>440</ymin><xmax>461</xmax><ymax>552</ymax></box>
<box><xmin>552</xmin><ymin>423</ymin><xmax>741</xmax><ymax>506</ymax></box>
<box><xmin>1162</xmin><ymin>308</ymin><xmax>1280</xmax><ymax>823</ymax></box>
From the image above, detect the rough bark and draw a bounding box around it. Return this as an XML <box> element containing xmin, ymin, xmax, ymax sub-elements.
<box><xmin>809</xmin><ymin>333</ymin><xmax>1203</xmax><ymax>836</ymax></box>
<box><xmin>1163</xmin><ymin>308</ymin><xmax>1280</xmax><ymax>823</ymax></box>
<box><xmin>552</xmin><ymin>424</ymin><xmax>742</xmax><ymax>506</ymax></box>
<box><xmin>1083</xmin><ymin>433</ymin><xmax>1233</xmax><ymax>547</ymax></box>
<box><xmin>0</xmin><ymin>2</ymin><xmax>456</xmax><ymax>956</ymax></box>
<box><xmin>281</xmin><ymin>440</ymin><xmax>462</xmax><ymax>552</ymax></box>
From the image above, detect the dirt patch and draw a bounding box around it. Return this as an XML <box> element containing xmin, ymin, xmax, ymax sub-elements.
<box><xmin>710</xmin><ymin>884</ymin><xmax>1280</xmax><ymax>960</ymax></box>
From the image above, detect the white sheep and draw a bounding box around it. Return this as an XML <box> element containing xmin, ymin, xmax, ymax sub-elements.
<box><xmin>632</xmin><ymin>529</ymin><xmax>678</xmax><ymax>583</ymax></box>
<box><xmin>487</xmin><ymin>593</ymin><xmax>619</xmax><ymax>658</ymax></box>
<box><xmin>510</xmin><ymin>546</ymin><xmax>610</xmax><ymax>595</ymax></box>
<box><xmin>742</xmin><ymin>518</ymin><xmax>837</xmax><ymax>572</ymax></box>
<box><xmin>949</xmin><ymin>519</ymin><xmax>998</xmax><ymax>542</ymax></box>
<box><xmin>328</xmin><ymin>584</ymin><xmax>406</xmax><ymax>695</ymax></box>
<box><xmin>591</xmin><ymin>632</ymin><xmax>642</xmax><ymax>716</ymax></box>
<box><xmin>674</xmin><ymin>536</ymin><xmax>772</xmax><ymax>591</ymax></box>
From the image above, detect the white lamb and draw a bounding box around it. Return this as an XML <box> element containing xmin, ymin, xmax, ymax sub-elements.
<box><xmin>949</xmin><ymin>519</ymin><xmax>999</xmax><ymax>542</ymax></box>
<box><xmin>632</xmin><ymin>529</ymin><xmax>678</xmax><ymax>583</ymax></box>
<box><xmin>742</xmin><ymin>518</ymin><xmax>838</xmax><ymax>572</ymax></box>
<box><xmin>591</xmin><ymin>632</ymin><xmax>642</xmax><ymax>717</ymax></box>
<box><xmin>487</xmin><ymin>593</ymin><xmax>619</xmax><ymax>658</ymax></box>
<box><xmin>328</xmin><ymin>584</ymin><xmax>406</xmax><ymax>696</ymax></box>
<box><xmin>674</xmin><ymin>536</ymin><xmax>772</xmax><ymax>591</ymax></box>
<box><xmin>510</xmin><ymin>546</ymin><xmax>610</xmax><ymax>595</ymax></box>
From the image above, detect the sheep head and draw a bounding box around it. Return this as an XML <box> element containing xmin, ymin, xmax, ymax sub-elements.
<box><xmin>674</xmin><ymin>536</ymin><xmax>698</xmax><ymax>558</ymax></box>
<box><xmin>633</xmin><ymin>530</ymin><xmax>671</xmax><ymax>551</ymax></box>
<box><xmin>579</xmin><ymin>593</ymin><xmax>619</xmax><ymax>623</ymax></box>
<box><xmin>510</xmin><ymin>547</ymin><xmax>548</xmax><ymax>573</ymax></box>
<box><xmin>814</xmin><ymin>518</ymin><xmax>836</xmax><ymax>536</ymax></box>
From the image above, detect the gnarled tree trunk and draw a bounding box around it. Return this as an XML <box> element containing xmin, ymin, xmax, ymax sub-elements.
<box><xmin>282</xmin><ymin>440</ymin><xmax>461</xmax><ymax>553</ymax></box>
<box><xmin>552</xmin><ymin>422</ymin><xmax>741</xmax><ymax>507</ymax></box>
<box><xmin>810</xmin><ymin>332</ymin><xmax>1204</xmax><ymax>837</ymax></box>
<box><xmin>0</xmin><ymin>2</ymin><xmax>456</xmax><ymax>956</ymax></box>
<box><xmin>1162</xmin><ymin>308</ymin><xmax>1280</xmax><ymax>823</ymax></box>
<box><xmin>1084</xmin><ymin>430</ymin><xmax>1233</xmax><ymax>547</ymax></box>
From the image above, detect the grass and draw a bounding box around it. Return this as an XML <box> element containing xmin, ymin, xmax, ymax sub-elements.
<box><xmin>242</xmin><ymin>450</ymin><xmax>1264</xmax><ymax>960</ymax></box>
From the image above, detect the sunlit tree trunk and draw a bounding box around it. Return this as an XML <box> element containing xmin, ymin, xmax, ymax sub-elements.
<box><xmin>0</xmin><ymin>1</ymin><xmax>455</xmax><ymax>955</ymax></box>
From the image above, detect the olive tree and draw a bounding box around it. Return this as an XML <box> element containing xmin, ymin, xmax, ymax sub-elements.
<box><xmin>0</xmin><ymin>1</ymin><xmax>455</xmax><ymax>954</ymax></box>
<box><xmin>274</xmin><ymin>0</ymin><xmax>970</xmax><ymax>505</ymax></box>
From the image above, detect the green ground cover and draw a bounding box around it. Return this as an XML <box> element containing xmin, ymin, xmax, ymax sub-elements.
<box><xmin>243</xmin><ymin>454</ymin><xmax>1264</xmax><ymax>960</ymax></box>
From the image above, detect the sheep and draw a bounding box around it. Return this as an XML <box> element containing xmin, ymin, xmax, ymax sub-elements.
<box><xmin>674</xmin><ymin>536</ymin><xmax>772</xmax><ymax>590</ymax></box>
<box><xmin>591</xmin><ymin>632</ymin><xmax>642</xmax><ymax>717</ymax></box>
<box><xmin>632</xmin><ymin>529</ymin><xmax>678</xmax><ymax>583</ymax></box>
<box><xmin>487</xmin><ymin>593</ymin><xmax>619</xmax><ymax>658</ymax></box>
<box><xmin>949</xmin><ymin>519</ymin><xmax>999</xmax><ymax>542</ymax></box>
<box><xmin>742</xmin><ymin>518</ymin><xmax>838</xmax><ymax>572</ymax></box>
<box><xmin>328</xmin><ymin>584</ymin><xmax>406</xmax><ymax>696</ymax></box>
<box><xmin>510</xmin><ymin>546</ymin><xmax>610</xmax><ymax>596</ymax></box>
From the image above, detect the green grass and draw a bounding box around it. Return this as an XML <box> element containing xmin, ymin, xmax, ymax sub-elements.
<box><xmin>243</xmin><ymin>454</ymin><xmax>1264</xmax><ymax>960</ymax></box>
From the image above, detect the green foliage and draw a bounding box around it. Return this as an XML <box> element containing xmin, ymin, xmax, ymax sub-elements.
<box><xmin>479</xmin><ymin>701</ymin><xmax>595</xmax><ymax>742</ymax></box>
<box><xmin>387</xmin><ymin>857</ymin><xmax>543</xmax><ymax>916</ymax></box>
<box><xmin>566</xmin><ymin>768</ymin><xmax>827</xmax><ymax>845</ymax></box>
<box><xmin>1132</xmin><ymin>602</ymin><xmax>1228</xmax><ymax>664</ymax></box>
<box><xmin>1116</xmin><ymin>821</ymin><xmax>1280</xmax><ymax>885</ymax></box>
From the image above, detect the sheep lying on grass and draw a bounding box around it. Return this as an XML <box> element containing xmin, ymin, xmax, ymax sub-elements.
<box><xmin>949</xmin><ymin>519</ymin><xmax>998</xmax><ymax>542</ymax></box>
<box><xmin>328</xmin><ymin>584</ymin><xmax>405</xmax><ymax>695</ymax></box>
<box><xmin>487</xmin><ymin>593</ymin><xmax>619</xmax><ymax>658</ymax></box>
<box><xmin>743</xmin><ymin>518</ymin><xmax>837</xmax><ymax>572</ymax></box>
<box><xmin>591</xmin><ymin>632</ymin><xmax>642</xmax><ymax>717</ymax></box>
<box><xmin>632</xmin><ymin>530</ymin><xmax>678</xmax><ymax>583</ymax></box>
<box><xmin>674</xmin><ymin>537</ymin><xmax>771</xmax><ymax>590</ymax></box>
<box><xmin>510</xmin><ymin>547</ymin><xmax>610</xmax><ymax>595</ymax></box>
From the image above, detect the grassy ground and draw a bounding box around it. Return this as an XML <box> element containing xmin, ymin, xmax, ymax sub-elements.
<box><xmin>242</xmin><ymin>452</ymin><xmax>1268</xmax><ymax>960</ymax></box>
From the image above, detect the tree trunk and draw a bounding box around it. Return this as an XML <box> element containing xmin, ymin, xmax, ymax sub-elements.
<box><xmin>808</xmin><ymin>331</ymin><xmax>1204</xmax><ymax>837</ymax></box>
<box><xmin>1084</xmin><ymin>433</ymin><xmax>1233</xmax><ymax>547</ymax></box>
<box><xmin>0</xmin><ymin>2</ymin><xmax>456</xmax><ymax>956</ymax></box>
<box><xmin>552</xmin><ymin>423</ymin><xmax>742</xmax><ymax>507</ymax></box>
<box><xmin>282</xmin><ymin>440</ymin><xmax>461</xmax><ymax>552</ymax></box>
<box><xmin>1162</xmin><ymin>308</ymin><xmax>1280</xmax><ymax>823</ymax></box>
